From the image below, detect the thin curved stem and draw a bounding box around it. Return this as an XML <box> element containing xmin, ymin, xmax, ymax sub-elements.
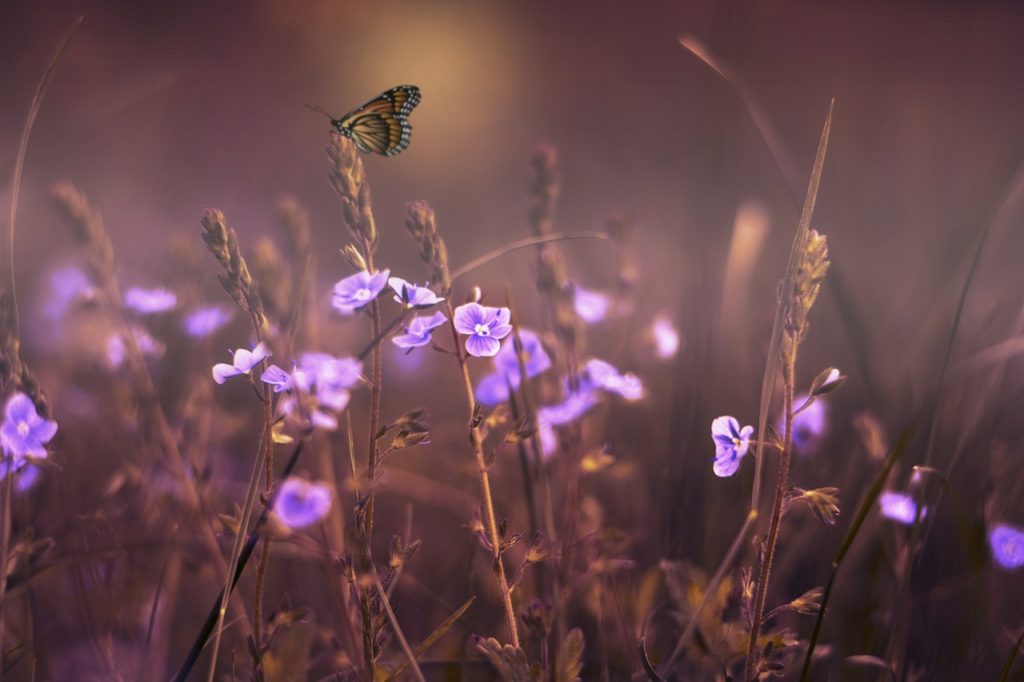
<box><xmin>449</xmin><ymin>232</ymin><xmax>608</xmax><ymax>282</ymax></box>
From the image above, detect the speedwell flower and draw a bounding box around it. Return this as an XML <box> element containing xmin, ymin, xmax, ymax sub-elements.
<box><xmin>1</xmin><ymin>392</ymin><xmax>57</xmax><ymax>461</ymax></box>
<box><xmin>573</xmin><ymin>286</ymin><xmax>611</xmax><ymax>324</ymax></box>
<box><xmin>388</xmin><ymin>277</ymin><xmax>444</xmax><ymax>309</ymax></box>
<box><xmin>453</xmin><ymin>302</ymin><xmax>512</xmax><ymax>357</ymax></box>
<box><xmin>332</xmin><ymin>269</ymin><xmax>390</xmax><ymax>311</ymax></box>
<box><xmin>651</xmin><ymin>315</ymin><xmax>680</xmax><ymax>359</ymax></box>
<box><xmin>393</xmin><ymin>311</ymin><xmax>448</xmax><ymax>349</ymax></box>
<box><xmin>273</xmin><ymin>478</ymin><xmax>333</xmax><ymax>529</ymax></box>
<box><xmin>711</xmin><ymin>416</ymin><xmax>753</xmax><ymax>477</ymax></box>
<box><xmin>212</xmin><ymin>342</ymin><xmax>271</xmax><ymax>384</ymax></box>
<box><xmin>582</xmin><ymin>358</ymin><xmax>644</xmax><ymax>401</ymax></box>
<box><xmin>124</xmin><ymin>286</ymin><xmax>178</xmax><ymax>314</ymax></box>
<box><xmin>475</xmin><ymin>330</ymin><xmax>552</xmax><ymax>405</ymax></box>
<box><xmin>878</xmin><ymin>491</ymin><xmax>923</xmax><ymax>525</ymax></box>
<box><xmin>185</xmin><ymin>305</ymin><xmax>233</xmax><ymax>337</ymax></box>
<box><xmin>989</xmin><ymin>523</ymin><xmax>1024</xmax><ymax>570</ymax></box>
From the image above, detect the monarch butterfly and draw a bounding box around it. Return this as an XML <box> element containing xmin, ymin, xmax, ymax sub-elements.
<box><xmin>307</xmin><ymin>85</ymin><xmax>421</xmax><ymax>157</ymax></box>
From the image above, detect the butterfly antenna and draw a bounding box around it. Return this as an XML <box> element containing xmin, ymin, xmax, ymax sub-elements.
<box><xmin>305</xmin><ymin>103</ymin><xmax>335</xmax><ymax>120</ymax></box>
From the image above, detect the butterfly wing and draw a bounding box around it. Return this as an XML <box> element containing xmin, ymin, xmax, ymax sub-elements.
<box><xmin>332</xmin><ymin>85</ymin><xmax>421</xmax><ymax>156</ymax></box>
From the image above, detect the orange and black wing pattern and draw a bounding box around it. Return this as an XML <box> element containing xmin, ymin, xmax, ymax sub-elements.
<box><xmin>332</xmin><ymin>85</ymin><xmax>421</xmax><ymax>157</ymax></box>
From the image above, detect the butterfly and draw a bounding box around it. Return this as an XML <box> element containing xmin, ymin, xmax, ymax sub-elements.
<box><xmin>307</xmin><ymin>85</ymin><xmax>421</xmax><ymax>157</ymax></box>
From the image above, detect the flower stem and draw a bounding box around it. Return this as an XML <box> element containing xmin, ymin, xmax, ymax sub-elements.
<box><xmin>444</xmin><ymin>301</ymin><xmax>520</xmax><ymax>647</ymax></box>
<box><xmin>744</xmin><ymin>343</ymin><xmax>797</xmax><ymax>680</ymax></box>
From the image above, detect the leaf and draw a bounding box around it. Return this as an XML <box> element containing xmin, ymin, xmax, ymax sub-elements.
<box><xmin>556</xmin><ymin>628</ymin><xmax>585</xmax><ymax>682</ymax></box>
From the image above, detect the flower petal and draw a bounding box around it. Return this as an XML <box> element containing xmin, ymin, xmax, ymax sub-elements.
<box><xmin>213</xmin><ymin>363</ymin><xmax>243</xmax><ymax>384</ymax></box>
<box><xmin>453</xmin><ymin>303</ymin><xmax>483</xmax><ymax>334</ymax></box>
<box><xmin>466</xmin><ymin>334</ymin><xmax>501</xmax><ymax>358</ymax></box>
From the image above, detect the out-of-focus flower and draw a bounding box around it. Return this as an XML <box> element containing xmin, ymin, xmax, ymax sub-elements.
<box><xmin>389</xmin><ymin>277</ymin><xmax>444</xmax><ymax>309</ymax></box>
<box><xmin>332</xmin><ymin>269</ymin><xmax>390</xmax><ymax>311</ymax></box>
<box><xmin>536</xmin><ymin>386</ymin><xmax>600</xmax><ymax>457</ymax></box>
<box><xmin>1</xmin><ymin>393</ymin><xmax>57</xmax><ymax>461</ymax></box>
<box><xmin>185</xmin><ymin>306</ymin><xmax>234</xmax><ymax>337</ymax></box>
<box><xmin>778</xmin><ymin>394</ymin><xmax>828</xmax><ymax>453</ymax></box>
<box><xmin>212</xmin><ymin>343</ymin><xmax>271</xmax><ymax>384</ymax></box>
<box><xmin>878</xmin><ymin>491</ymin><xmax>923</xmax><ymax>525</ymax></box>
<box><xmin>475</xmin><ymin>330</ymin><xmax>551</xmax><ymax>405</ymax></box>
<box><xmin>712</xmin><ymin>416</ymin><xmax>753</xmax><ymax>477</ymax></box>
<box><xmin>124</xmin><ymin>287</ymin><xmax>178</xmax><ymax>314</ymax></box>
<box><xmin>107</xmin><ymin>327</ymin><xmax>165</xmax><ymax>368</ymax></box>
<box><xmin>44</xmin><ymin>265</ymin><xmax>96</xmax><ymax>319</ymax></box>
<box><xmin>0</xmin><ymin>460</ymin><xmax>41</xmax><ymax>493</ymax></box>
<box><xmin>453</xmin><ymin>303</ymin><xmax>512</xmax><ymax>357</ymax></box>
<box><xmin>651</xmin><ymin>316</ymin><xmax>680</xmax><ymax>359</ymax></box>
<box><xmin>273</xmin><ymin>478</ymin><xmax>333</xmax><ymax>529</ymax></box>
<box><xmin>573</xmin><ymin>286</ymin><xmax>610</xmax><ymax>323</ymax></box>
<box><xmin>989</xmin><ymin>524</ymin><xmax>1024</xmax><ymax>570</ymax></box>
<box><xmin>583</xmin><ymin>358</ymin><xmax>644</xmax><ymax>401</ymax></box>
<box><xmin>393</xmin><ymin>311</ymin><xmax>447</xmax><ymax>349</ymax></box>
<box><xmin>271</xmin><ymin>353</ymin><xmax>363</xmax><ymax>431</ymax></box>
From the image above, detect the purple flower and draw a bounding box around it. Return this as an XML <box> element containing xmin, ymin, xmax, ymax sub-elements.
<box><xmin>878</xmin><ymin>491</ymin><xmax>923</xmax><ymax>525</ymax></box>
<box><xmin>272</xmin><ymin>353</ymin><xmax>362</xmax><ymax>431</ymax></box>
<box><xmin>778</xmin><ymin>394</ymin><xmax>828</xmax><ymax>453</ymax></box>
<box><xmin>651</xmin><ymin>316</ymin><xmax>680</xmax><ymax>359</ymax></box>
<box><xmin>536</xmin><ymin>386</ymin><xmax>600</xmax><ymax>458</ymax></box>
<box><xmin>989</xmin><ymin>524</ymin><xmax>1024</xmax><ymax>570</ymax></box>
<box><xmin>260</xmin><ymin>364</ymin><xmax>294</xmax><ymax>393</ymax></box>
<box><xmin>273</xmin><ymin>478</ymin><xmax>333</xmax><ymax>529</ymax></box>
<box><xmin>124</xmin><ymin>286</ymin><xmax>178</xmax><ymax>314</ymax></box>
<box><xmin>212</xmin><ymin>342</ymin><xmax>271</xmax><ymax>384</ymax></box>
<box><xmin>711</xmin><ymin>416</ymin><xmax>753</xmax><ymax>478</ymax></box>
<box><xmin>1</xmin><ymin>393</ymin><xmax>57</xmax><ymax>461</ymax></box>
<box><xmin>107</xmin><ymin>327</ymin><xmax>165</xmax><ymax>368</ymax></box>
<box><xmin>475</xmin><ymin>330</ymin><xmax>552</xmax><ymax>405</ymax></box>
<box><xmin>392</xmin><ymin>311</ymin><xmax>448</xmax><ymax>349</ymax></box>
<box><xmin>389</xmin><ymin>277</ymin><xmax>444</xmax><ymax>308</ymax></box>
<box><xmin>0</xmin><ymin>460</ymin><xmax>41</xmax><ymax>493</ymax></box>
<box><xmin>583</xmin><ymin>358</ymin><xmax>644</xmax><ymax>401</ymax></box>
<box><xmin>453</xmin><ymin>303</ymin><xmax>512</xmax><ymax>357</ymax></box>
<box><xmin>185</xmin><ymin>306</ymin><xmax>234</xmax><ymax>337</ymax></box>
<box><xmin>332</xmin><ymin>269</ymin><xmax>390</xmax><ymax>311</ymax></box>
<box><xmin>573</xmin><ymin>286</ymin><xmax>611</xmax><ymax>324</ymax></box>
<box><xmin>44</xmin><ymin>265</ymin><xmax>96</xmax><ymax>319</ymax></box>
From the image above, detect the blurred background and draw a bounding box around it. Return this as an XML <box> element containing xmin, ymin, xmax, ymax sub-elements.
<box><xmin>3</xmin><ymin>0</ymin><xmax>1024</xmax><ymax>679</ymax></box>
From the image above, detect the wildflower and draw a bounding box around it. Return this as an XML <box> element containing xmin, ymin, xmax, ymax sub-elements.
<box><xmin>711</xmin><ymin>416</ymin><xmax>753</xmax><ymax>477</ymax></box>
<box><xmin>1</xmin><ymin>393</ymin><xmax>57</xmax><ymax>461</ymax></box>
<box><xmin>475</xmin><ymin>330</ymin><xmax>552</xmax><ymax>405</ymax></box>
<box><xmin>44</xmin><ymin>265</ymin><xmax>96</xmax><ymax>318</ymax></box>
<box><xmin>878</xmin><ymin>491</ymin><xmax>923</xmax><ymax>525</ymax></box>
<box><xmin>573</xmin><ymin>286</ymin><xmax>610</xmax><ymax>323</ymax></box>
<box><xmin>453</xmin><ymin>302</ymin><xmax>513</xmax><ymax>357</ymax></box>
<box><xmin>260</xmin><ymin>364</ymin><xmax>293</xmax><ymax>393</ymax></box>
<box><xmin>779</xmin><ymin>394</ymin><xmax>828</xmax><ymax>452</ymax></box>
<box><xmin>389</xmin><ymin>277</ymin><xmax>444</xmax><ymax>308</ymax></box>
<box><xmin>989</xmin><ymin>524</ymin><xmax>1024</xmax><ymax>569</ymax></box>
<box><xmin>184</xmin><ymin>306</ymin><xmax>233</xmax><ymax>337</ymax></box>
<box><xmin>332</xmin><ymin>269</ymin><xmax>390</xmax><ymax>311</ymax></box>
<box><xmin>212</xmin><ymin>342</ymin><xmax>271</xmax><ymax>384</ymax></box>
<box><xmin>273</xmin><ymin>478</ymin><xmax>333</xmax><ymax>529</ymax></box>
<box><xmin>0</xmin><ymin>460</ymin><xmax>41</xmax><ymax>493</ymax></box>
<box><xmin>583</xmin><ymin>358</ymin><xmax>644</xmax><ymax>401</ymax></box>
<box><xmin>124</xmin><ymin>286</ymin><xmax>178</xmax><ymax>314</ymax></box>
<box><xmin>651</xmin><ymin>316</ymin><xmax>680</xmax><ymax>359</ymax></box>
<box><xmin>272</xmin><ymin>353</ymin><xmax>362</xmax><ymax>431</ymax></box>
<box><xmin>987</xmin><ymin>522</ymin><xmax>1019</xmax><ymax>565</ymax></box>
<box><xmin>536</xmin><ymin>386</ymin><xmax>600</xmax><ymax>457</ymax></box>
<box><xmin>107</xmin><ymin>327</ymin><xmax>165</xmax><ymax>368</ymax></box>
<box><xmin>392</xmin><ymin>311</ymin><xmax>448</xmax><ymax>349</ymax></box>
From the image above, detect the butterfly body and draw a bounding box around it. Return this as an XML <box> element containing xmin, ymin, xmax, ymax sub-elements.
<box><xmin>324</xmin><ymin>85</ymin><xmax>421</xmax><ymax>157</ymax></box>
